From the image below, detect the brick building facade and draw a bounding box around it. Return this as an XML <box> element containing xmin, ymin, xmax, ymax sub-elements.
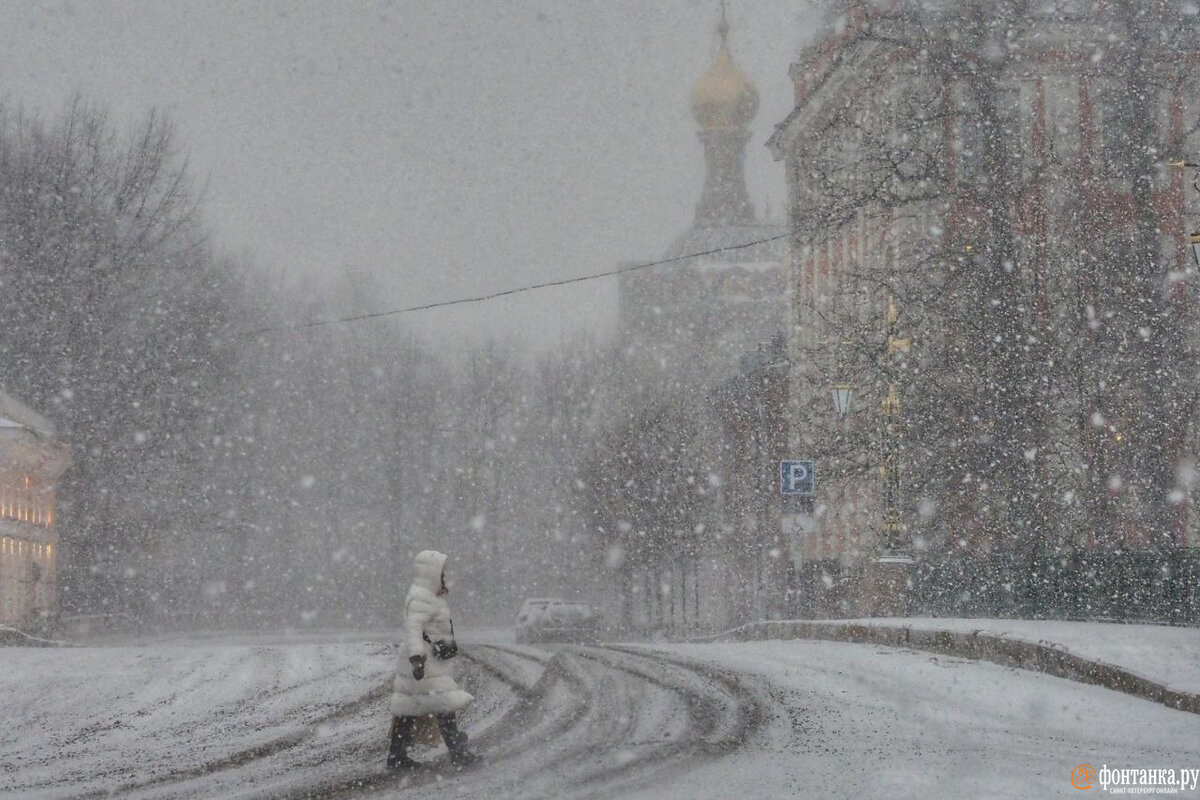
<box><xmin>769</xmin><ymin>0</ymin><xmax>1200</xmax><ymax>615</ymax></box>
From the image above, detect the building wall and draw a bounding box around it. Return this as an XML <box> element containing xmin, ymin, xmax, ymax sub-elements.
<box><xmin>0</xmin><ymin>521</ymin><xmax>58</xmax><ymax>628</ymax></box>
<box><xmin>0</xmin><ymin>397</ymin><xmax>69</xmax><ymax>629</ymax></box>
<box><xmin>618</xmin><ymin>246</ymin><xmax>788</xmax><ymax>382</ymax></box>
<box><xmin>771</xmin><ymin>2</ymin><xmax>1200</xmax><ymax>608</ymax></box>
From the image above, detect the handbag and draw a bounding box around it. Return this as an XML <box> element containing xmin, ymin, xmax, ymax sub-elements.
<box><xmin>430</xmin><ymin>638</ymin><xmax>458</xmax><ymax>660</ymax></box>
<box><xmin>423</xmin><ymin>620</ymin><xmax>458</xmax><ymax>660</ymax></box>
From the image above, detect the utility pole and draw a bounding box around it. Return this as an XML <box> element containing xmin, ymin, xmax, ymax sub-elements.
<box><xmin>880</xmin><ymin>296</ymin><xmax>910</xmax><ymax>557</ymax></box>
<box><xmin>868</xmin><ymin>296</ymin><xmax>913</xmax><ymax>616</ymax></box>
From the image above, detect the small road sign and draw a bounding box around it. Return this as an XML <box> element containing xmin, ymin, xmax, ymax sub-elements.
<box><xmin>780</xmin><ymin>460</ymin><xmax>815</xmax><ymax>496</ymax></box>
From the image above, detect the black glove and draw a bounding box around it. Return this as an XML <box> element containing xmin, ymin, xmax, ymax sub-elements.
<box><xmin>409</xmin><ymin>654</ymin><xmax>426</xmax><ymax>680</ymax></box>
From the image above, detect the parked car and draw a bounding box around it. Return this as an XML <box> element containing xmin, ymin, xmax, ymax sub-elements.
<box><xmin>514</xmin><ymin>598</ymin><xmax>600</xmax><ymax>644</ymax></box>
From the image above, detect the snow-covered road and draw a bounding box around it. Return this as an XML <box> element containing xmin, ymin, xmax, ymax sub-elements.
<box><xmin>629</xmin><ymin>640</ymin><xmax>1200</xmax><ymax>799</ymax></box>
<box><xmin>0</xmin><ymin>638</ymin><xmax>397</xmax><ymax>799</ymax></box>
<box><xmin>3</xmin><ymin>631</ymin><xmax>1198</xmax><ymax>799</ymax></box>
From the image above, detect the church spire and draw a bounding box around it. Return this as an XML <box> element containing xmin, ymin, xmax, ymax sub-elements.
<box><xmin>688</xmin><ymin>2</ymin><xmax>758</xmax><ymax>228</ymax></box>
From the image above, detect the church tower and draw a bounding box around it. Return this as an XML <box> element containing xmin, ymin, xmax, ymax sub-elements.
<box><xmin>689</xmin><ymin>4</ymin><xmax>758</xmax><ymax>228</ymax></box>
<box><xmin>609</xmin><ymin>2</ymin><xmax>794</xmax><ymax>633</ymax></box>
<box><xmin>618</xmin><ymin>3</ymin><xmax>788</xmax><ymax>384</ymax></box>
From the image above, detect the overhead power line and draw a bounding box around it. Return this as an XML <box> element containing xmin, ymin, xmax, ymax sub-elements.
<box><xmin>239</xmin><ymin>232</ymin><xmax>791</xmax><ymax>337</ymax></box>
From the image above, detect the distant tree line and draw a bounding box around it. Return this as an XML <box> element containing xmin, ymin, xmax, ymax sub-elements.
<box><xmin>0</xmin><ymin>97</ymin><xmax>673</xmax><ymax>629</ymax></box>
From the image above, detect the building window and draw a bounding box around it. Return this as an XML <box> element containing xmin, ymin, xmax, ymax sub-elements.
<box><xmin>0</xmin><ymin>482</ymin><xmax>53</xmax><ymax>528</ymax></box>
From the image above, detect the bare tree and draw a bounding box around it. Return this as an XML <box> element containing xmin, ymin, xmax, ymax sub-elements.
<box><xmin>778</xmin><ymin>0</ymin><xmax>1200</xmax><ymax>614</ymax></box>
<box><xmin>0</xmin><ymin>99</ymin><xmax>241</xmax><ymax>616</ymax></box>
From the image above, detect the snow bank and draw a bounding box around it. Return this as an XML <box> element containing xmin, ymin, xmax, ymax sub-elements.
<box><xmin>723</xmin><ymin>618</ymin><xmax>1200</xmax><ymax>714</ymax></box>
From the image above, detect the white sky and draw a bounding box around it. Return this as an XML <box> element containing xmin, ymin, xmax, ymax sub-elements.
<box><xmin>1</xmin><ymin>0</ymin><xmax>816</xmax><ymax>352</ymax></box>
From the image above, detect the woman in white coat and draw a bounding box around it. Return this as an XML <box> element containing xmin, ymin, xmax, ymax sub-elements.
<box><xmin>387</xmin><ymin>549</ymin><xmax>476</xmax><ymax>769</ymax></box>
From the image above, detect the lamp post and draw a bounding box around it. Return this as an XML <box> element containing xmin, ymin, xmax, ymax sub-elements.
<box><xmin>1168</xmin><ymin>160</ymin><xmax>1200</xmax><ymax>265</ymax></box>
<box><xmin>880</xmin><ymin>297</ymin><xmax>912</xmax><ymax>560</ymax></box>
<box><xmin>866</xmin><ymin>297</ymin><xmax>914</xmax><ymax>616</ymax></box>
<box><xmin>880</xmin><ymin>383</ymin><xmax>904</xmax><ymax>555</ymax></box>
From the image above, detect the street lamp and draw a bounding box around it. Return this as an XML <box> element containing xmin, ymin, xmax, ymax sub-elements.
<box><xmin>831</xmin><ymin>339</ymin><xmax>855</xmax><ymax>416</ymax></box>
<box><xmin>831</xmin><ymin>383</ymin><xmax>854</xmax><ymax>416</ymax></box>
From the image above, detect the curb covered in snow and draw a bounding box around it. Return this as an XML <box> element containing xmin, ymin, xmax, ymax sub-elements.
<box><xmin>721</xmin><ymin>620</ymin><xmax>1200</xmax><ymax>716</ymax></box>
<box><xmin>0</xmin><ymin>625</ymin><xmax>70</xmax><ymax>647</ymax></box>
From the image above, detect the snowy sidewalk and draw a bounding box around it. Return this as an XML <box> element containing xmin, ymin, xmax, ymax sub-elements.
<box><xmin>850</xmin><ymin>618</ymin><xmax>1200</xmax><ymax>695</ymax></box>
<box><xmin>727</xmin><ymin>617</ymin><xmax>1200</xmax><ymax>713</ymax></box>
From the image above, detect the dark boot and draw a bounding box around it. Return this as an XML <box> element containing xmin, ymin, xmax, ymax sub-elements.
<box><xmin>387</xmin><ymin>715</ymin><xmax>419</xmax><ymax>769</ymax></box>
<box><xmin>436</xmin><ymin>713</ymin><xmax>478</xmax><ymax>767</ymax></box>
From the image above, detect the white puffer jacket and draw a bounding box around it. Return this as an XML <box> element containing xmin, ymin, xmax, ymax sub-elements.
<box><xmin>389</xmin><ymin>550</ymin><xmax>474</xmax><ymax>718</ymax></box>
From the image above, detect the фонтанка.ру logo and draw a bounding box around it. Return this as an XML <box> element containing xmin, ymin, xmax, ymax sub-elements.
<box><xmin>1072</xmin><ymin>764</ymin><xmax>1200</xmax><ymax>793</ymax></box>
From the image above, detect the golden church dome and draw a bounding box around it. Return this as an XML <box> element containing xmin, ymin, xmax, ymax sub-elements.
<box><xmin>689</xmin><ymin>21</ymin><xmax>758</xmax><ymax>131</ymax></box>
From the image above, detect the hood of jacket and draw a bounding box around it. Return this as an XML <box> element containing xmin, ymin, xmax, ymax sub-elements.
<box><xmin>411</xmin><ymin>549</ymin><xmax>448</xmax><ymax>595</ymax></box>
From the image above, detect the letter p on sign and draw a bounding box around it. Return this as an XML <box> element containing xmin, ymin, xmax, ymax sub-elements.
<box><xmin>780</xmin><ymin>460</ymin><xmax>816</xmax><ymax>496</ymax></box>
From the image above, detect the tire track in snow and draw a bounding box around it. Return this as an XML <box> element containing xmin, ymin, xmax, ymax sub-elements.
<box><xmin>552</xmin><ymin>644</ymin><xmax>768</xmax><ymax>799</ymax></box>
<box><xmin>21</xmin><ymin>641</ymin><xmax>764</xmax><ymax>800</ymax></box>
<box><xmin>277</xmin><ymin>644</ymin><xmax>571</xmax><ymax>798</ymax></box>
<box><xmin>73</xmin><ymin>678</ymin><xmax>394</xmax><ymax>799</ymax></box>
<box><xmin>301</xmin><ymin>643</ymin><xmax>767</xmax><ymax>800</ymax></box>
<box><xmin>58</xmin><ymin>644</ymin><xmax>397</xmax><ymax>800</ymax></box>
<box><xmin>94</xmin><ymin>644</ymin><xmax>534</xmax><ymax>800</ymax></box>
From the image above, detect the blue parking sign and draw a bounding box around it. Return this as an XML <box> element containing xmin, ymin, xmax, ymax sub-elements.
<box><xmin>780</xmin><ymin>460</ymin><xmax>815</xmax><ymax>495</ymax></box>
